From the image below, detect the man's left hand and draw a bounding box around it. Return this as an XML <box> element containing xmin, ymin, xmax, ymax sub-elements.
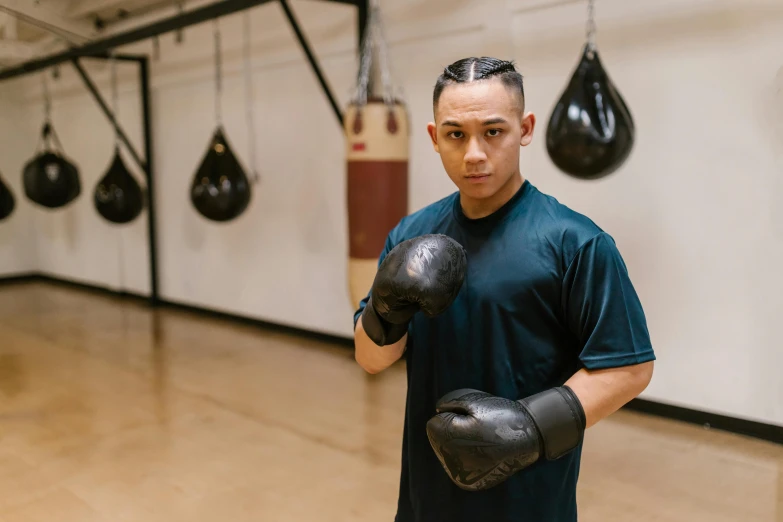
<box><xmin>426</xmin><ymin>386</ymin><xmax>586</xmax><ymax>491</ymax></box>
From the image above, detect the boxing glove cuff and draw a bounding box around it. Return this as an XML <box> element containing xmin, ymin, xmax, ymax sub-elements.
<box><xmin>519</xmin><ymin>385</ymin><xmax>586</xmax><ymax>460</ymax></box>
<box><xmin>360</xmin><ymin>297</ymin><xmax>409</xmax><ymax>346</ymax></box>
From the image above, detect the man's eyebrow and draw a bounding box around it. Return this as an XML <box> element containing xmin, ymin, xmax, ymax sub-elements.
<box><xmin>440</xmin><ymin>118</ymin><xmax>508</xmax><ymax>127</ymax></box>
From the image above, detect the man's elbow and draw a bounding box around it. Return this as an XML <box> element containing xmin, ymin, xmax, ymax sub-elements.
<box><xmin>355</xmin><ymin>349</ymin><xmax>378</xmax><ymax>374</ymax></box>
<box><xmin>631</xmin><ymin>360</ymin><xmax>654</xmax><ymax>395</ymax></box>
<box><xmin>354</xmin><ymin>349</ymin><xmax>389</xmax><ymax>375</ymax></box>
<box><xmin>353</xmin><ymin>334</ymin><xmax>385</xmax><ymax>374</ymax></box>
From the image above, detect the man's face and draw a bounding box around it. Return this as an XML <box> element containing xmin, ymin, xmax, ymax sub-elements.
<box><xmin>427</xmin><ymin>78</ymin><xmax>535</xmax><ymax>201</ymax></box>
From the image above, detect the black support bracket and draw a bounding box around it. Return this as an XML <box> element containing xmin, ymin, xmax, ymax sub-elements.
<box><xmin>279</xmin><ymin>0</ymin><xmax>344</xmax><ymax>126</ymax></box>
<box><xmin>68</xmin><ymin>54</ymin><xmax>160</xmax><ymax>306</ymax></box>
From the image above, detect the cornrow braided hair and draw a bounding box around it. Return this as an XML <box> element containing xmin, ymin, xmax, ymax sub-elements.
<box><xmin>442</xmin><ymin>65</ymin><xmax>460</xmax><ymax>81</ymax></box>
<box><xmin>433</xmin><ymin>57</ymin><xmax>525</xmax><ymax>111</ymax></box>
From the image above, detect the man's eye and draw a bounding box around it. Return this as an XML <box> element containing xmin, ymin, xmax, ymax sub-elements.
<box><xmin>487</xmin><ymin>129</ymin><xmax>502</xmax><ymax>137</ymax></box>
<box><xmin>448</xmin><ymin>131</ymin><xmax>464</xmax><ymax>139</ymax></box>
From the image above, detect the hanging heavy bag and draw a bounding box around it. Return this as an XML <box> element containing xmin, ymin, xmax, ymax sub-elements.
<box><xmin>546</xmin><ymin>0</ymin><xmax>634</xmax><ymax>180</ymax></box>
<box><xmin>22</xmin><ymin>122</ymin><xmax>81</xmax><ymax>209</ymax></box>
<box><xmin>94</xmin><ymin>57</ymin><xmax>145</xmax><ymax>225</ymax></box>
<box><xmin>189</xmin><ymin>18</ymin><xmax>252</xmax><ymax>223</ymax></box>
<box><xmin>190</xmin><ymin>126</ymin><xmax>251</xmax><ymax>222</ymax></box>
<box><xmin>0</xmin><ymin>172</ymin><xmax>15</xmax><ymax>221</ymax></box>
<box><xmin>95</xmin><ymin>147</ymin><xmax>145</xmax><ymax>224</ymax></box>
<box><xmin>346</xmin><ymin>1</ymin><xmax>409</xmax><ymax>309</ymax></box>
<box><xmin>346</xmin><ymin>99</ymin><xmax>409</xmax><ymax>310</ymax></box>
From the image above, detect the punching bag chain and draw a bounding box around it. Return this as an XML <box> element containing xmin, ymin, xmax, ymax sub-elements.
<box><xmin>355</xmin><ymin>0</ymin><xmax>395</xmax><ymax>107</ymax></box>
<box><xmin>586</xmin><ymin>0</ymin><xmax>597</xmax><ymax>55</ymax></box>
<box><xmin>243</xmin><ymin>11</ymin><xmax>259</xmax><ymax>184</ymax></box>
<box><xmin>213</xmin><ymin>17</ymin><xmax>223</xmax><ymax>127</ymax></box>
<box><xmin>110</xmin><ymin>52</ymin><xmax>120</xmax><ymax>148</ymax></box>
<box><xmin>41</xmin><ymin>71</ymin><xmax>51</xmax><ymax>124</ymax></box>
<box><xmin>355</xmin><ymin>7</ymin><xmax>374</xmax><ymax>106</ymax></box>
<box><xmin>39</xmin><ymin>70</ymin><xmax>63</xmax><ymax>153</ymax></box>
<box><xmin>373</xmin><ymin>0</ymin><xmax>394</xmax><ymax>106</ymax></box>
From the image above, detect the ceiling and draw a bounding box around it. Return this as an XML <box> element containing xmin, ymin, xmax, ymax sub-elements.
<box><xmin>0</xmin><ymin>0</ymin><xmax>203</xmax><ymax>66</ymax></box>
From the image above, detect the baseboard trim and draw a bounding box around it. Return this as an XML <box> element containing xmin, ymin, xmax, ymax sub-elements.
<box><xmin>0</xmin><ymin>273</ymin><xmax>353</xmax><ymax>348</ymax></box>
<box><xmin>1</xmin><ymin>274</ymin><xmax>780</xmax><ymax>444</ymax></box>
<box><xmin>624</xmin><ymin>398</ymin><xmax>782</xmax><ymax>445</ymax></box>
<box><xmin>0</xmin><ymin>272</ymin><xmax>41</xmax><ymax>285</ymax></box>
<box><xmin>159</xmin><ymin>299</ymin><xmax>354</xmax><ymax>348</ymax></box>
<box><xmin>0</xmin><ymin>272</ymin><xmax>151</xmax><ymax>303</ymax></box>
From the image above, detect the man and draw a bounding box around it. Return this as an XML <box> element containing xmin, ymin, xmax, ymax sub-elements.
<box><xmin>353</xmin><ymin>57</ymin><xmax>655</xmax><ymax>522</ymax></box>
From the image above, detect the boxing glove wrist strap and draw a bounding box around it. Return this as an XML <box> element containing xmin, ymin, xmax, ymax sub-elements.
<box><xmin>519</xmin><ymin>385</ymin><xmax>586</xmax><ymax>460</ymax></box>
<box><xmin>361</xmin><ymin>297</ymin><xmax>409</xmax><ymax>346</ymax></box>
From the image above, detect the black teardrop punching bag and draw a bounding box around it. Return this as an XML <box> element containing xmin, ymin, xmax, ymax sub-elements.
<box><xmin>190</xmin><ymin>126</ymin><xmax>251</xmax><ymax>222</ymax></box>
<box><xmin>546</xmin><ymin>44</ymin><xmax>635</xmax><ymax>180</ymax></box>
<box><xmin>22</xmin><ymin>122</ymin><xmax>81</xmax><ymax>208</ymax></box>
<box><xmin>94</xmin><ymin>147</ymin><xmax>145</xmax><ymax>224</ymax></box>
<box><xmin>0</xmin><ymin>172</ymin><xmax>15</xmax><ymax>221</ymax></box>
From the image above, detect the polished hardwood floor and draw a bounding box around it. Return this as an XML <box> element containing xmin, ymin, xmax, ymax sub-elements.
<box><xmin>0</xmin><ymin>281</ymin><xmax>779</xmax><ymax>521</ymax></box>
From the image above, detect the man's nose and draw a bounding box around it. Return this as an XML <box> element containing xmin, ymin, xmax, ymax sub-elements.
<box><xmin>464</xmin><ymin>137</ymin><xmax>487</xmax><ymax>164</ymax></box>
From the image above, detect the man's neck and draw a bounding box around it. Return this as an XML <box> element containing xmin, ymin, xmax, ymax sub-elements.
<box><xmin>460</xmin><ymin>172</ymin><xmax>524</xmax><ymax>220</ymax></box>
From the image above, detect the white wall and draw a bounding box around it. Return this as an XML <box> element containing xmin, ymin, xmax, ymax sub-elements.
<box><xmin>1</xmin><ymin>0</ymin><xmax>781</xmax><ymax>426</ymax></box>
<box><xmin>507</xmin><ymin>0</ymin><xmax>783</xmax><ymax>426</ymax></box>
<box><xmin>0</xmin><ymin>86</ymin><xmax>37</xmax><ymax>276</ymax></box>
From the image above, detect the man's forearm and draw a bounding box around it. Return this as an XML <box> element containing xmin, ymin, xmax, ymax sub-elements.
<box><xmin>354</xmin><ymin>316</ymin><xmax>407</xmax><ymax>374</ymax></box>
<box><xmin>564</xmin><ymin>361</ymin><xmax>654</xmax><ymax>429</ymax></box>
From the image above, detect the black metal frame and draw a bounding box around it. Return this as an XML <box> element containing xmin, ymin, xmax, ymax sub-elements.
<box><xmin>0</xmin><ymin>0</ymin><xmax>368</xmax><ymax>306</ymax></box>
<box><xmin>71</xmin><ymin>53</ymin><xmax>160</xmax><ymax>305</ymax></box>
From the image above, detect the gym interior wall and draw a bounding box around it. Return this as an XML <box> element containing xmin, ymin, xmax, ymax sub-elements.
<box><xmin>0</xmin><ymin>0</ymin><xmax>780</xmax><ymax>436</ymax></box>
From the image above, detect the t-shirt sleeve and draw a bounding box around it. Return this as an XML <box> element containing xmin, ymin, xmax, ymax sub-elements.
<box><xmin>353</xmin><ymin>230</ymin><xmax>398</xmax><ymax>330</ymax></box>
<box><xmin>562</xmin><ymin>232</ymin><xmax>656</xmax><ymax>369</ymax></box>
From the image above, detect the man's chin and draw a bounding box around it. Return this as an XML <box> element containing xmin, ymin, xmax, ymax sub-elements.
<box><xmin>459</xmin><ymin>183</ymin><xmax>497</xmax><ymax>200</ymax></box>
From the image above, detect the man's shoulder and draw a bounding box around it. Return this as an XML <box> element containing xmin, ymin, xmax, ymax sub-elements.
<box><xmin>527</xmin><ymin>183</ymin><xmax>608</xmax><ymax>259</ymax></box>
<box><xmin>389</xmin><ymin>191</ymin><xmax>459</xmax><ymax>243</ymax></box>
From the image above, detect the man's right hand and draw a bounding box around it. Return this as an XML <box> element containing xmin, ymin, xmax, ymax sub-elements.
<box><xmin>361</xmin><ymin>234</ymin><xmax>467</xmax><ymax>346</ymax></box>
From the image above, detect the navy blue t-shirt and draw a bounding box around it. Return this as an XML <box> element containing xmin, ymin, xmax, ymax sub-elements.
<box><xmin>353</xmin><ymin>179</ymin><xmax>656</xmax><ymax>522</ymax></box>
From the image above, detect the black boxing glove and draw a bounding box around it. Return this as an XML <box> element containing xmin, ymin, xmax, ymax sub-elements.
<box><xmin>425</xmin><ymin>386</ymin><xmax>586</xmax><ymax>491</ymax></box>
<box><xmin>360</xmin><ymin>234</ymin><xmax>467</xmax><ymax>346</ymax></box>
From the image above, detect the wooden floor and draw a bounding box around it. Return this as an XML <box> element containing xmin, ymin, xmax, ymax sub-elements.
<box><xmin>0</xmin><ymin>282</ymin><xmax>779</xmax><ymax>521</ymax></box>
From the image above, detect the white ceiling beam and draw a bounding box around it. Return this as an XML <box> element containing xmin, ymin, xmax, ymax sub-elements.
<box><xmin>4</xmin><ymin>14</ymin><xmax>16</xmax><ymax>39</ymax></box>
<box><xmin>0</xmin><ymin>0</ymin><xmax>94</xmax><ymax>44</ymax></box>
<box><xmin>0</xmin><ymin>39</ymin><xmax>36</xmax><ymax>61</ymax></box>
<box><xmin>33</xmin><ymin>34</ymin><xmax>67</xmax><ymax>53</ymax></box>
<box><xmin>69</xmin><ymin>0</ymin><xmax>140</xmax><ymax>20</ymax></box>
<box><xmin>89</xmin><ymin>0</ymin><xmax>216</xmax><ymax>37</ymax></box>
<box><xmin>74</xmin><ymin>0</ymin><xmax>228</xmax><ymax>44</ymax></box>
<box><xmin>0</xmin><ymin>0</ymin><xmax>216</xmax><ymax>70</ymax></box>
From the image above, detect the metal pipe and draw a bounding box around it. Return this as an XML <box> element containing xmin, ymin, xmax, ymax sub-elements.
<box><xmin>138</xmin><ymin>57</ymin><xmax>159</xmax><ymax>306</ymax></box>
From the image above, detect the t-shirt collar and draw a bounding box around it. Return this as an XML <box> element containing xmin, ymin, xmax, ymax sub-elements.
<box><xmin>453</xmin><ymin>179</ymin><xmax>530</xmax><ymax>228</ymax></box>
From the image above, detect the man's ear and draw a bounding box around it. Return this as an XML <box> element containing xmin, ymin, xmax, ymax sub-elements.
<box><xmin>520</xmin><ymin>112</ymin><xmax>536</xmax><ymax>147</ymax></box>
<box><xmin>427</xmin><ymin>122</ymin><xmax>440</xmax><ymax>153</ymax></box>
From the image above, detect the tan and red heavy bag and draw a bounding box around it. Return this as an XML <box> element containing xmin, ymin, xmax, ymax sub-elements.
<box><xmin>345</xmin><ymin>98</ymin><xmax>409</xmax><ymax>309</ymax></box>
